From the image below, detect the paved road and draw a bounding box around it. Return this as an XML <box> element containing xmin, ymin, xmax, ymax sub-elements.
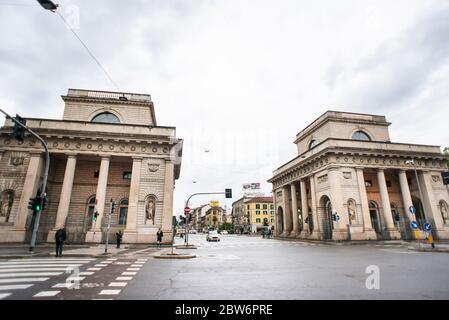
<box><xmin>119</xmin><ymin>234</ymin><xmax>449</xmax><ymax>300</ymax></box>
<box><xmin>1</xmin><ymin>235</ymin><xmax>449</xmax><ymax>299</ymax></box>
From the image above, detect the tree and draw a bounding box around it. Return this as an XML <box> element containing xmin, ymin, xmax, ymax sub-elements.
<box><xmin>219</xmin><ymin>222</ymin><xmax>233</xmax><ymax>231</ymax></box>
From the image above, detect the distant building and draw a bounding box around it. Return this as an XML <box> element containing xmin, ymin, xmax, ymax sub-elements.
<box><xmin>0</xmin><ymin>89</ymin><xmax>183</xmax><ymax>244</ymax></box>
<box><xmin>205</xmin><ymin>206</ymin><xmax>224</xmax><ymax>229</ymax></box>
<box><xmin>268</xmin><ymin>111</ymin><xmax>449</xmax><ymax>241</ymax></box>
<box><xmin>232</xmin><ymin>196</ymin><xmax>274</xmax><ymax>233</ymax></box>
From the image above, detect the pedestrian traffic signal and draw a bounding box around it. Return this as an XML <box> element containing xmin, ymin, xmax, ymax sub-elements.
<box><xmin>34</xmin><ymin>196</ymin><xmax>42</xmax><ymax>213</ymax></box>
<box><xmin>28</xmin><ymin>197</ymin><xmax>36</xmax><ymax>211</ymax></box>
<box><xmin>111</xmin><ymin>201</ymin><xmax>116</xmax><ymax>214</ymax></box>
<box><xmin>331</xmin><ymin>213</ymin><xmax>337</xmax><ymax>221</ymax></box>
<box><xmin>225</xmin><ymin>188</ymin><xmax>232</xmax><ymax>199</ymax></box>
<box><xmin>11</xmin><ymin>115</ymin><xmax>26</xmax><ymax>142</ymax></box>
<box><xmin>93</xmin><ymin>211</ymin><xmax>99</xmax><ymax>222</ymax></box>
<box><xmin>42</xmin><ymin>194</ymin><xmax>48</xmax><ymax>211</ymax></box>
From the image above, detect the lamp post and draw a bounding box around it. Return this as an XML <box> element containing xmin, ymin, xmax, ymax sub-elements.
<box><xmin>405</xmin><ymin>159</ymin><xmax>435</xmax><ymax>248</ymax></box>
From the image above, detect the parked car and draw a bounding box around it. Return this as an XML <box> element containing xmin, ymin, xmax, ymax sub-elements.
<box><xmin>189</xmin><ymin>229</ymin><xmax>197</xmax><ymax>234</ymax></box>
<box><xmin>220</xmin><ymin>230</ymin><xmax>228</xmax><ymax>235</ymax></box>
<box><xmin>206</xmin><ymin>230</ymin><xmax>220</xmax><ymax>242</ymax></box>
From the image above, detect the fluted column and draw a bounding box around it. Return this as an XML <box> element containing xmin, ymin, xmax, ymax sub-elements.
<box><xmin>291</xmin><ymin>182</ymin><xmax>299</xmax><ymax>236</ymax></box>
<box><xmin>300</xmin><ymin>179</ymin><xmax>309</xmax><ymax>237</ymax></box>
<box><xmin>86</xmin><ymin>156</ymin><xmax>110</xmax><ymax>243</ymax></box>
<box><xmin>309</xmin><ymin>175</ymin><xmax>320</xmax><ymax>239</ymax></box>
<box><xmin>48</xmin><ymin>154</ymin><xmax>77</xmax><ymax>242</ymax></box>
<box><xmin>162</xmin><ymin>160</ymin><xmax>175</xmax><ymax>242</ymax></box>
<box><xmin>419</xmin><ymin>171</ymin><xmax>445</xmax><ymax>236</ymax></box>
<box><xmin>377</xmin><ymin>169</ymin><xmax>400</xmax><ymax>239</ymax></box>
<box><xmin>282</xmin><ymin>185</ymin><xmax>292</xmax><ymax>236</ymax></box>
<box><xmin>398</xmin><ymin>170</ymin><xmax>415</xmax><ymax>238</ymax></box>
<box><xmin>356</xmin><ymin>167</ymin><xmax>376</xmax><ymax>239</ymax></box>
<box><xmin>328</xmin><ymin>169</ymin><xmax>348</xmax><ymax>238</ymax></box>
<box><xmin>123</xmin><ymin>157</ymin><xmax>142</xmax><ymax>243</ymax></box>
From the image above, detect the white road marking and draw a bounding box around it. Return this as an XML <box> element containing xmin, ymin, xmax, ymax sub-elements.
<box><xmin>121</xmin><ymin>272</ymin><xmax>136</xmax><ymax>276</ymax></box>
<box><xmin>106</xmin><ymin>258</ymin><xmax>117</xmax><ymax>261</ymax></box>
<box><xmin>66</xmin><ymin>276</ymin><xmax>85</xmax><ymax>281</ymax></box>
<box><xmin>87</xmin><ymin>268</ymin><xmax>102</xmax><ymax>271</ymax></box>
<box><xmin>108</xmin><ymin>282</ymin><xmax>127</xmax><ymax>287</ymax></box>
<box><xmin>0</xmin><ymin>272</ymin><xmax>63</xmax><ymax>278</ymax></box>
<box><xmin>4</xmin><ymin>259</ymin><xmax>94</xmax><ymax>263</ymax></box>
<box><xmin>0</xmin><ymin>277</ymin><xmax>49</xmax><ymax>284</ymax></box>
<box><xmin>116</xmin><ymin>276</ymin><xmax>132</xmax><ymax>281</ymax></box>
<box><xmin>99</xmin><ymin>289</ymin><xmax>121</xmax><ymax>295</ymax></box>
<box><xmin>102</xmin><ymin>261</ymin><xmax>112</xmax><ymax>264</ymax></box>
<box><xmin>52</xmin><ymin>283</ymin><xmax>77</xmax><ymax>289</ymax></box>
<box><xmin>79</xmin><ymin>272</ymin><xmax>95</xmax><ymax>276</ymax></box>
<box><xmin>94</xmin><ymin>264</ymin><xmax>107</xmax><ymax>267</ymax></box>
<box><xmin>33</xmin><ymin>291</ymin><xmax>60</xmax><ymax>297</ymax></box>
<box><xmin>130</xmin><ymin>265</ymin><xmax>143</xmax><ymax>267</ymax></box>
<box><xmin>0</xmin><ymin>284</ymin><xmax>34</xmax><ymax>290</ymax></box>
<box><xmin>126</xmin><ymin>268</ymin><xmax>140</xmax><ymax>271</ymax></box>
<box><xmin>0</xmin><ymin>261</ymin><xmax>91</xmax><ymax>265</ymax></box>
<box><xmin>0</xmin><ymin>293</ymin><xmax>11</xmax><ymax>299</ymax></box>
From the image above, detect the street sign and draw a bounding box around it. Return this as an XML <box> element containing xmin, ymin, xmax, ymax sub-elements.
<box><xmin>410</xmin><ymin>221</ymin><xmax>419</xmax><ymax>230</ymax></box>
<box><xmin>409</xmin><ymin>206</ymin><xmax>416</xmax><ymax>214</ymax></box>
<box><xmin>423</xmin><ymin>223</ymin><xmax>432</xmax><ymax>232</ymax></box>
<box><xmin>184</xmin><ymin>207</ymin><xmax>190</xmax><ymax>215</ymax></box>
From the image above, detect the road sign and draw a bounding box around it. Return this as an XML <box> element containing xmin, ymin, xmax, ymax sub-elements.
<box><xmin>423</xmin><ymin>223</ymin><xmax>432</xmax><ymax>232</ymax></box>
<box><xmin>184</xmin><ymin>207</ymin><xmax>190</xmax><ymax>215</ymax></box>
<box><xmin>410</xmin><ymin>221</ymin><xmax>419</xmax><ymax>230</ymax></box>
<box><xmin>409</xmin><ymin>206</ymin><xmax>416</xmax><ymax>214</ymax></box>
<box><xmin>336</xmin><ymin>215</ymin><xmax>340</xmax><ymax>222</ymax></box>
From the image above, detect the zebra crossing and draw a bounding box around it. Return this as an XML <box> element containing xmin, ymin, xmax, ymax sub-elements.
<box><xmin>187</xmin><ymin>236</ymin><xmax>325</xmax><ymax>248</ymax></box>
<box><xmin>0</xmin><ymin>258</ymin><xmax>96</xmax><ymax>299</ymax></box>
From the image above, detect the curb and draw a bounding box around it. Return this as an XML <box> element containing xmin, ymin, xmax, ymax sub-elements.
<box><xmin>153</xmin><ymin>253</ymin><xmax>196</xmax><ymax>259</ymax></box>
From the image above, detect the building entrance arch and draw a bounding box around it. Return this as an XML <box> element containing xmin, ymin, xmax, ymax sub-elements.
<box><xmin>319</xmin><ymin>195</ymin><xmax>333</xmax><ymax>240</ymax></box>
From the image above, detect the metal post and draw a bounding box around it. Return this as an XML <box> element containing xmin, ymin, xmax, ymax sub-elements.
<box><xmin>0</xmin><ymin>109</ymin><xmax>50</xmax><ymax>252</ymax></box>
<box><xmin>105</xmin><ymin>199</ymin><xmax>113</xmax><ymax>253</ymax></box>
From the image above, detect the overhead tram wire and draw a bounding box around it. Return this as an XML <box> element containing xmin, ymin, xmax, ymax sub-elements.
<box><xmin>55</xmin><ymin>11</ymin><xmax>120</xmax><ymax>91</ymax></box>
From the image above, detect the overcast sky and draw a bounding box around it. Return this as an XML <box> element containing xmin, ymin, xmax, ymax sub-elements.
<box><xmin>1</xmin><ymin>0</ymin><xmax>448</xmax><ymax>215</ymax></box>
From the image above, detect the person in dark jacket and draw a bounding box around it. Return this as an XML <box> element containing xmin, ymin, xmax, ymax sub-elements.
<box><xmin>156</xmin><ymin>228</ymin><xmax>163</xmax><ymax>248</ymax></box>
<box><xmin>55</xmin><ymin>225</ymin><xmax>66</xmax><ymax>257</ymax></box>
<box><xmin>116</xmin><ymin>230</ymin><xmax>123</xmax><ymax>248</ymax></box>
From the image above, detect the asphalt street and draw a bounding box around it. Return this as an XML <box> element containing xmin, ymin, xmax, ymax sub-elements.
<box><xmin>119</xmin><ymin>234</ymin><xmax>449</xmax><ymax>300</ymax></box>
<box><xmin>1</xmin><ymin>235</ymin><xmax>449</xmax><ymax>300</ymax></box>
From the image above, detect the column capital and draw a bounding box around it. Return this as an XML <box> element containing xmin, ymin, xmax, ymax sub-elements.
<box><xmin>100</xmin><ymin>154</ymin><xmax>111</xmax><ymax>160</ymax></box>
<box><xmin>377</xmin><ymin>168</ymin><xmax>385</xmax><ymax>173</ymax></box>
<box><xmin>29</xmin><ymin>151</ymin><xmax>44</xmax><ymax>157</ymax></box>
<box><xmin>132</xmin><ymin>156</ymin><xmax>143</xmax><ymax>162</ymax></box>
<box><xmin>66</xmin><ymin>153</ymin><xmax>78</xmax><ymax>159</ymax></box>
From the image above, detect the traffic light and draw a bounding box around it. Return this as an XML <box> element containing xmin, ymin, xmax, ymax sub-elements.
<box><xmin>28</xmin><ymin>197</ymin><xmax>36</xmax><ymax>211</ymax></box>
<box><xmin>34</xmin><ymin>196</ymin><xmax>42</xmax><ymax>213</ymax></box>
<box><xmin>111</xmin><ymin>201</ymin><xmax>116</xmax><ymax>214</ymax></box>
<box><xmin>225</xmin><ymin>188</ymin><xmax>232</xmax><ymax>199</ymax></box>
<box><xmin>93</xmin><ymin>211</ymin><xmax>99</xmax><ymax>222</ymax></box>
<box><xmin>11</xmin><ymin>115</ymin><xmax>26</xmax><ymax>142</ymax></box>
<box><xmin>331</xmin><ymin>213</ymin><xmax>336</xmax><ymax>221</ymax></box>
<box><xmin>41</xmin><ymin>194</ymin><xmax>48</xmax><ymax>211</ymax></box>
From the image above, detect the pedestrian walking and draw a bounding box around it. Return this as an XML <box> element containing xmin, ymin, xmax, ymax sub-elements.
<box><xmin>55</xmin><ymin>225</ymin><xmax>66</xmax><ymax>257</ymax></box>
<box><xmin>116</xmin><ymin>230</ymin><xmax>123</xmax><ymax>248</ymax></box>
<box><xmin>156</xmin><ymin>228</ymin><xmax>163</xmax><ymax>248</ymax></box>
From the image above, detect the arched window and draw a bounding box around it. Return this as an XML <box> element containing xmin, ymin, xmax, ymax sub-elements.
<box><xmin>439</xmin><ymin>200</ymin><xmax>449</xmax><ymax>224</ymax></box>
<box><xmin>91</xmin><ymin>112</ymin><xmax>120</xmax><ymax>124</ymax></box>
<box><xmin>118</xmin><ymin>199</ymin><xmax>128</xmax><ymax>225</ymax></box>
<box><xmin>369</xmin><ymin>201</ymin><xmax>381</xmax><ymax>233</ymax></box>
<box><xmin>0</xmin><ymin>190</ymin><xmax>14</xmax><ymax>223</ymax></box>
<box><xmin>309</xmin><ymin>139</ymin><xmax>318</xmax><ymax>150</ymax></box>
<box><xmin>391</xmin><ymin>203</ymin><xmax>400</xmax><ymax>227</ymax></box>
<box><xmin>352</xmin><ymin>130</ymin><xmax>371</xmax><ymax>141</ymax></box>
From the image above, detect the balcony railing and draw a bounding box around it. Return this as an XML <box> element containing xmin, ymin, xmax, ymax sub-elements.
<box><xmin>67</xmin><ymin>89</ymin><xmax>151</xmax><ymax>102</ymax></box>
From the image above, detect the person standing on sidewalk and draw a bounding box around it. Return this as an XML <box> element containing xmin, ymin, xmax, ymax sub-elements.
<box><xmin>55</xmin><ymin>225</ymin><xmax>66</xmax><ymax>257</ymax></box>
<box><xmin>156</xmin><ymin>228</ymin><xmax>163</xmax><ymax>248</ymax></box>
<box><xmin>116</xmin><ymin>230</ymin><xmax>123</xmax><ymax>249</ymax></box>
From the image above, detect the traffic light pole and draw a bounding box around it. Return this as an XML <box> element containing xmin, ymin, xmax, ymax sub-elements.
<box><xmin>0</xmin><ymin>108</ymin><xmax>50</xmax><ymax>252</ymax></box>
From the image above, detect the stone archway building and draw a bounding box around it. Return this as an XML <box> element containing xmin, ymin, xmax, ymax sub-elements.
<box><xmin>268</xmin><ymin>111</ymin><xmax>449</xmax><ymax>241</ymax></box>
<box><xmin>0</xmin><ymin>89</ymin><xmax>183</xmax><ymax>244</ymax></box>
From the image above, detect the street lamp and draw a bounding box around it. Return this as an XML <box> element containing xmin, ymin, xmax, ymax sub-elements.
<box><xmin>405</xmin><ymin>159</ymin><xmax>435</xmax><ymax>248</ymax></box>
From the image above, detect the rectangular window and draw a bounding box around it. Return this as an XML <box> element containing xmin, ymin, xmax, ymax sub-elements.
<box><xmin>256</xmin><ymin>211</ymin><xmax>261</xmax><ymax>215</ymax></box>
<box><xmin>386</xmin><ymin>180</ymin><xmax>392</xmax><ymax>188</ymax></box>
<box><xmin>270</xmin><ymin>210</ymin><xmax>274</xmax><ymax>214</ymax></box>
<box><xmin>263</xmin><ymin>211</ymin><xmax>268</xmax><ymax>215</ymax></box>
<box><xmin>94</xmin><ymin>170</ymin><xmax>99</xmax><ymax>178</ymax></box>
<box><xmin>123</xmin><ymin>171</ymin><xmax>132</xmax><ymax>180</ymax></box>
<box><xmin>263</xmin><ymin>204</ymin><xmax>268</xmax><ymax>209</ymax></box>
<box><xmin>271</xmin><ymin>218</ymin><xmax>274</xmax><ymax>223</ymax></box>
<box><xmin>256</xmin><ymin>218</ymin><xmax>261</xmax><ymax>223</ymax></box>
<box><xmin>256</xmin><ymin>204</ymin><xmax>260</xmax><ymax>209</ymax></box>
<box><xmin>365</xmin><ymin>180</ymin><xmax>373</xmax><ymax>188</ymax></box>
<box><xmin>270</xmin><ymin>204</ymin><xmax>274</xmax><ymax>209</ymax></box>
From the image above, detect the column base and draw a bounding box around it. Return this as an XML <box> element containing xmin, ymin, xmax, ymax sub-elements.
<box><xmin>288</xmin><ymin>231</ymin><xmax>300</xmax><ymax>238</ymax></box>
<box><xmin>47</xmin><ymin>229</ymin><xmax>58</xmax><ymax>243</ymax></box>
<box><xmin>332</xmin><ymin>229</ymin><xmax>349</xmax><ymax>241</ymax></box>
<box><xmin>306</xmin><ymin>231</ymin><xmax>322</xmax><ymax>240</ymax></box>
<box><xmin>0</xmin><ymin>227</ymin><xmax>27</xmax><ymax>243</ymax></box>
<box><xmin>122</xmin><ymin>230</ymin><xmax>138</xmax><ymax>243</ymax></box>
<box><xmin>85</xmin><ymin>230</ymin><xmax>102</xmax><ymax>243</ymax></box>
<box><xmin>383</xmin><ymin>229</ymin><xmax>402</xmax><ymax>240</ymax></box>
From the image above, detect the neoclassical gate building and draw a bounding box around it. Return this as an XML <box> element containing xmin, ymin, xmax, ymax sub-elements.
<box><xmin>0</xmin><ymin>89</ymin><xmax>183</xmax><ymax>244</ymax></box>
<box><xmin>268</xmin><ymin>111</ymin><xmax>449</xmax><ymax>241</ymax></box>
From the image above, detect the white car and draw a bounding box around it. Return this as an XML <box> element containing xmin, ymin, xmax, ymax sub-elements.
<box><xmin>220</xmin><ymin>230</ymin><xmax>228</xmax><ymax>235</ymax></box>
<box><xmin>189</xmin><ymin>230</ymin><xmax>197</xmax><ymax>234</ymax></box>
<box><xmin>206</xmin><ymin>230</ymin><xmax>220</xmax><ymax>242</ymax></box>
